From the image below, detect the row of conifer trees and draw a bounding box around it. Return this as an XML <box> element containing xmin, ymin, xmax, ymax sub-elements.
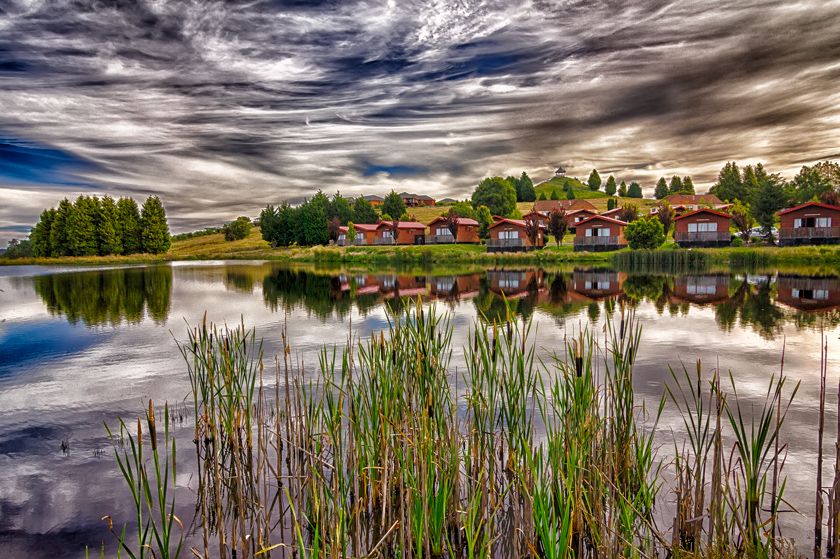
<box><xmin>30</xmin><ymin>195</ymin><xmax>171</xmax><ymax>258</ymax></box>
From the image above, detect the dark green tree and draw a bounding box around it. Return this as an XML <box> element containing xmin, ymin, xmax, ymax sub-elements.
<box><xmin>520</xmin><ymin>172</ymin><xmax>536</xmax><ymax>202</ymax></box>
<box><xmin>627</xmin><ymin>181</ymin><xmax>643</xmax><ymax>198</ymax></box>
<box><xmin>471</xmin><ymin>177</ymin><xmax>517</xmax><ymax>217</ymax></box>
<box><xmin>752</xmin><ymin>169</ymin><xmax>787</xmax><ymax>235</ymax></box>
<box><xmin>32</xmin><ymin>208</ymin><xmax>55</xmax><ymax>257</ymax></box>
<box><xmin>624</xmin><ymin>216</ymin><xmax>665</xmax><ymax>250</ymax></box>
<box><xmin>618</xmin><ymin>181</ymin><xmax>628</xmax><ymax>197</ymax></box>
<box><xmin>538</xmin><ymin>192</ymin><xmax>548</xmax><ymax>201</ymax></box>
<box><xmin>69</xmin><ymin>195</ymin><xmax>99</xmax><ymax>256</ymax></box>
<box><xmin>381</xmin><ymin>191</ymin><xmax>406</xmax><ymax>222</ymax></box>
<box><xmin>449</xmin><ymin>201</ymin><xmax>477</xmax><ymax>220</ymax></box>
<box><xmin>588</xmin><ymin>169</ymin><xmax>601</xmax><ymax>191</ymax></box>
<box><xmin>710</xmin><ymin>161</ymin><xmax>744</xmax><ymax>203</ymax></box>
<box><xmin>97</xmin><ymin>195</ymin><xmax>122</xmax><ymax>255</ymax></box>
<box><xmin>506</xmin><ymin>175</ymin><xmax>523</xmax><ymax>201</ymax></box>
<box><xmin>50</xmin><ymin>198</ymin><xmax>74</xmax><ymax>257</ymax></box>
<box><xmin>476</xmin><ymin>205</ymin><xmax>493</xmax><ymax>240</ymax></box>
<box><xmin>789</xmin><ymin>165</ymin><xmax>832</xmax><ymax>205</ymax></box>
<box><xmin>605</xmin><ymin>175</ymin><xmax>617</xmax><ymax>196</ymax></box>
<box><xmin>2</xmin><ymin>238</ymin><xmax>34</xmax><ymax>259</ymax></box>
<box><xmin>224</xmin><ymin>216</ymin><xmax>252</xmax><ymax>241</ymax></box>
<box><xmin>657</xmin><ymin>202</ymin><xmax>676</xmax><ymax>237</ymax></box>
<box><xmin>668</xmin><ymin>176</ymin><xmax>683</xmax><ymax>195</ymax></box>
<box><xmin>140</xmin><ymin>195</ymin><xmax>171</xmax><ymax>254</ymax></box>
<box><xmin>550</xmin><ymin>188</ymin><xmax>560</xmax><ymax>200</ymax></box>
<box><xmin>297</xmin><ymin>191</ymin><xmax>330</xmax><ymax>246</ymax></box>
<box><xmin>682</xmin><ymin>176</ymin><xmax>695</xmax><ymax>194</ymax></box>
<box><xmin>654</xmin><ymin>177</ymin><xmax>669</xmax><ymax>199</ymax></box>
<box><xmin>352</xmin><ymin>197</ymin><xmax>379</xmax><ymax>224</ymax></box>
<box><xmin>117</xmin><ymin>197</ymin><xmax>142</xmax><ymax>254</ymax></box>
<box><xmin>566</xmin><ymin>187</ymin><xmax>576</xmax><ymax>200</ymax></box>
<box><xmin>260</xmin><ymin>205</ymin><xmax>282</xmax><ymax>247</ymax></box>
<box><xmin>328</xmin><ymin>192</ymin><xmax>353</xmax><ymax>225</ymax></box>
<box><xmin>607</xmin><ymin>197</ymin><xmax>617</xmax><ymax>211</ymax></box>
<box><xmin>278</xmin><ymin>202</ymin><xmax>299</xmax><ymax>246</ymax></box>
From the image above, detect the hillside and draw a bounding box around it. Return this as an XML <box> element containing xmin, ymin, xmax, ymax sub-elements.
<box><xmin>534</xmin><ymin>176</ymin><xmax>609</xmax><ymax>200</ymax></box>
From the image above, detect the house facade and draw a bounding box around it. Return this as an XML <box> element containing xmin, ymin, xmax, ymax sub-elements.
<box><xmin>674</xmin><ymin>209</ymin><xmax>732</xmax><ymax>248</ymax></box>
<box><xmin>487</xmin><ymin>218</ymin><xmax>546</xmax><ymax>252</ymax></box>
<box><xmin>573</xmin><ymin>216</ymin><xmax>628</xmax><ymax>252</ymax></box>
<box><xmin>374</xmin><ymin>221</ymin><xmax>427</xmax><ymax>245</ymax></box>
<box><xmin>777</xmin><ymin>203</ymin><xmax>840</xmax><ymax>246</ymax></box>
<box><xmin>522</xmin><ymin>210</ymin><xmax>549</xmax><ymax>228</ymax></box>
<box><xmin>571</xmin><ymin>268</ymin><xmax>625</xmax><ymax>300</ymax></box>
<box><xmin>426</xmin><ymin>217</ymin><xmax>480</xmax><ymax>244</ymax></box>
<box><xmin>672</xmin><ymin>274</ymin><xmax>731</xmax><ymax>305</ymax></box>
<box><xmin>776</xmin><ymin>274</ymin><xmax>840</xmax><ymax>313</ymax></box>
<box><xmin>337</xmin><ymin>223</ymin><xmax>379</xmax><ymax>246</ymax></box>
<box><xmin>568</xmin><ymin>209</ymin><xmax>598</xmax><ymax>231</ymax></box>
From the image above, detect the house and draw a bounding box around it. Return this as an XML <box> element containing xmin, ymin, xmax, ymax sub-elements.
<box><xmin>673</xmin><ymin>209</ymin><xmax>732</xmax><ymax>248</ymax></box>
<box><xmin>399</xmin><ymin>192</ymin><xmax>436</xmax><ymax>207</ymax></box>
<box><xmin>777</xmin><ymin>202</ymin><xmax>840</xmax><ymax>246</ymax></box>
<box><xmin>573</xmin><ymin>216</ymin><xmax>628</xmax><ymax>252</ymax></box>
<box><xmin>653</xmin><ymin>194</ymin><xmax>724</xmax><ymax>216</ymax></box>
<box><xmin>522</xmin><ymin>210</ymin><xmax>549</xmax><ymax>228</ymax></box>
<box><xmin>776</xmin><ymin>274</ymin><xmax>840</xmax><ymax>313</ymax></box>
<box><xmin>348</xmin><ymin>195</ymin><xmax>385</xmax><ymax>208</ymax></box>
<box><xmin>555</xmin><ymin>167</ymin><xmax>566</xmax><ymax>177</ymax></box>
<box><xmin>416</xmin><ymin>194</ymin><xmax>436</xmax><ymax>207</ymax></box>
<box><xmin>426</xmin><ymin>216</ymin><xmax>480</xmax><ymax>244</ymax></box>
<box><xmin>534</xmin><ymin>199</ymin><xmax>597</xmax><ymax>214</ymax></box>
<box><xmin>486</xmin><ymin>218</ymin><xmax>546</xmax><ymax>252</ymax></box>
<box><xmin>341</xmin><ymin>223</ymin><xmax>379</xmax><ymax>245</ymax></box>
<box><xmin>599</xmin><ymin>208</ymin><xmax>624</xmax><ymax>220</ymax></box>
<box><xmin>571</xmin><ymin>268</ymin><xmax>625</xmax><ymax>301</ymax></box>
<box><xmin>567</xmin><ymin>209</ymin><xmax>598</xmax><ymax>231</ymax></box>
<box><xmin>487</xmin><ymin>269</ymin><xmax>545</xmax><ymax>298</ymax></box>
<box><xmin>671</xmin><ymin>274</ymin><xmax>731</xmax><ymax>305</ymax></box>
<box><xmin>374</xmin><ymin>221</ymin><xmax>427</xmax><ymax>245</ymax></box>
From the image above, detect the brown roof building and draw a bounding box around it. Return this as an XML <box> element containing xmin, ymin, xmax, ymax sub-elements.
<box><xmin>674</xmin><ymin>209</ymin><xmax>732</xmax><ymax>248</ymax></box>
<box><xmin>534</xmin><ymin>199</ymin><xmax>597</xmax><ymax>213</ymax></box>
<box><xmin>777</xmin><ymin>202</ymin><xmax>840</xmax><ymax>246</ymax></box>
<box><xmin>487</xmin><ymin>218</ymin><xmax>546</xmax><ymax>252</ymax></box>
<box><xmin>573</xmin><ymin>215</ymin><xmax>628</xmax><ymax>252</ymax></box>
<box><xmin>375</xmin><ymin>221</ymin><xmax>427</xmax><ymax>245</ymax></box>
<box><xmin>426</xmin><ymin>216</ymin><xmax>480</xmax><ymax>244</ymax></box>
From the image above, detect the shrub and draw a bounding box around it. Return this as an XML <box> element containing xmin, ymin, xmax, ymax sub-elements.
<box><xmin>624</xmin><ymin>216</ymin><xmax>665</xmax><ymax>250</ymax></box>
<box><xmin>223</xmin><ymin>216</ymin><xmax>251</xmax><ymax>241</ymax></box>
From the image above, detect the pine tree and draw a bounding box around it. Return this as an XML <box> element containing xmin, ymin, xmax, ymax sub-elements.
<box><xmin>605</xmin><ymin>175</ymin><xmax>617</xmax><ymax>196</ymax></box>
<box><xmin>352</xmin><ymin>196</ymin><xmax>379</xmax><ymax>224</ymax></box>
<box><xmin>50</xmin><ymin>198</ymin><xmax>74</xmax><ymax>257</ymax></box>
<box><xmin>654</xmin><ymin>178</ymin><xmax>669</xmax><ymax>199</ymax></box>
<box><xmin>32</xmin><ymin>208</ymin><xmax>55</xmax><ymax>257</ymax></box>
<box><xmin>97</xmin><ymin>195</ymin><xmax>122</xmax><ymax>255</ymax></box>
<box><xmin>520</xmin><ymin>172</ymin><xmax>536</xmax><ymax>202</ymax></box>
<box><xmin>588</xmin><ymin>169</ymin><xmax>601</xmax><ymax>191</ymax></box>
<box><xmin>382</xmin><ymin>190</ymin><xmax>406</xmax><ymax>222</ymax></box>
<box><xmin>476</xmin><ymin>205</ymin><xmax>493</xmax><ymax>240</ymax></box>
<box><xmin>328</xmin><ymin>192</ymin><xmax>353</xmax><ymax>225</ymax></box>
<box><xmin>278</xmin><ymin>202</ymin><xmax>299</xmax><ymax>245</ymax></box>
<box><xmin>117</xmin><ymin>197</ymin><xmax>142</xmax><ymax>254</ymax></box>
<box><xmin>298</xmin><ymin>191</ymin><xmax>330</xmax><ymax>246</ymax></box>
<box><xmin>566</xmin><ymin>188</ymin><xmax>576</xmax><ymax>200</ymax></box>
<box><xmin>507</xmin><ymin>175</ymin><xmax>523</xmax><ymax>202</ymax></box>
<box><xmin>550</xmin><ymin>188</ymin><xmax>560</xmax><ymax>200</ymax></box>
<box><xmin>69</xmin><ymin>195</ymin><xmax>99</xmax><ymax>256</ymax></box>
<box><xmin>618</xmin><ymin>181</ymin><xmax>627</xmax><ymax>197</ymax></box>
<box><xmin>682</xmin><ymin>176</ymin><xmax>695</xmax><ymax>195</ymax></box>
<box><xmin>538</xmin><ymin>192</ymin><xmax>548</xmax><ymax>201</ymax></box>
<box><xmin>752</xmin><ymin>171</ymin><xmax>787</xmax><ymax>235</ymax></box>
<box><xmin>607</xmin><ymin>198</ymin><xmax>616</xmax><ymax>211</ymax></box>
<box><xmin>710</xmin><ymin>162</ymin><xmax>744</xmax><ymax>202</ymax></box>
<box><xmin>627</xmin><ymin>182</ymin><xmax>643</xmax><ymax>198</ymax></box>
<box><xmin>140</xmin><ymin>195</ymin><xmax>171</xmax><ymax>254</ymax></box>
<box><xmin>668</xmin><ymin>176</ymin><xmax>683</xmax><ymax>195</ymax></box>
<box><xmin>260</xmin><ymin>205</ymin><xmax>282</xmax><ymax>247</ymax></box>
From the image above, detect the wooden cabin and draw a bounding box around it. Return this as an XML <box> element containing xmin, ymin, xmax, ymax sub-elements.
<box><xmin>534</xmin><ymin>199</ymin><xmax>597</xmax><ymax>214</ymax></box>
<box><xmin>426</xmin><ymin>217</ymin><xmax>480</xmax><ymax>244</ymax></box>
<box><xmin>374</xmin><ymin>221</ymin><xmax>427</xmax><ymax>245</ymax></box>
<box><xmin>672</xmin><ymin>274</ymin><xmax>731</xmax><ymax>305</ymax></box>
<box><xmin>573</xmin><ymin>216</ymin><xmax>628</xmax><ymax>252</ymax></box>
<box><xmin>344</xmin><ymin>223</ymin><xmax>379</xmax><ymax>245</ymax></box>
<box><xmin>571</xmin><ymin>268</ymin><xmax>625</xmax><ymax>300</ymax></box>
<box><xmin>487</xmin><ymin>269</ymin><xmax>545</xmax><ymax>298</ymax></box>
<box><xmin>674</xmin><ymin>209</ymin><xmax>732</xmax><ymax>248</ymax></box>
<box><xmin>777</xmin><ymin>202</ymin><xmax>840</xmax><ymax>246</ymax></box>
<box><xmin>429</xmin><ymin>273</ymin><xmax>481</xmax><ymax>301</ymax></box>
<box><xmin>599</xmin><ymin>208</ymin><xmax>624</xmax><ymax>220</ymax></box>
<box><xmin>522</xmin><ymin>210</ymin><xmax>549</xmax><ymax>228</ymax></box>
<box><xmin>567</xmin><ymin>209</ymin><xmax>598</xmax><ymax>231</ymax></box>
<box><xmin>486</xmin><ymin>218</ymin><xmax>546</xmax><ymax>252</ymax></box>
<box><xmin>776</xmin><ymin>274</ymin><xmax>840</xmax><ymax>313</ymax></box>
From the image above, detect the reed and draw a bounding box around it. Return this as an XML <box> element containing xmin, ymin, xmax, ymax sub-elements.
<box><xmin>611</xmin><ymin>248</ymin><xmax>711</xmax><ymax>275</ymax></box>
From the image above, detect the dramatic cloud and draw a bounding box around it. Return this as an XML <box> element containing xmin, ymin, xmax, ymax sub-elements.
<box><xmin>1</xmin><ymin>0</ymin><xmax>839</xmax><ymax>243</ymax></box>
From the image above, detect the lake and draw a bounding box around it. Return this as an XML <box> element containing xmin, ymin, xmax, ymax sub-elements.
<box><xmin>0</xmin><ymin>261</ymin><xmax>836</xmax><ymax>557</ymax></box>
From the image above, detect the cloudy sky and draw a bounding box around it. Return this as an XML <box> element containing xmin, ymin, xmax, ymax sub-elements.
<box><xmin>2</xmin><ymin>0</ymin><xmax>840</xmax><ymax>243</ymax></box>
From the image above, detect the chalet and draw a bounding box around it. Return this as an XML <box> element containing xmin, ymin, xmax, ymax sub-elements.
<box><xmin>522</xmin><ymin>210</ymin><xmax>549</xmax><ymax>228</ymax></box>
<box><xmin>374</xmin><ymin>221</ymin><xmax>427</xmax><ymax>245</ymax></box>
<box><xmin>571</xmin><ymin>268</ymin><xmax>625</xmax><ymax>300</ymax></box>
<box><xmin>533</xmin><ymin>199</ymin><xmax>597</xmax><ymax>214</ymax></box>
<box><xmin>486</xmin><ymin>218</ymin><xmax>546</xmax><ymax>252</ymax></box>
<box><xmin>777</xmin><ymin>202</ymin><xmax>840</xmax><ymax>246</ymax></box>
<box><xmin>673</xmin><ymin>209</ymin><xmax>732</xmax><ymax>248</ymax></box>
<box><xmin>776</xmin><ymin>274</ymin><xmax>840</xmax><ymax>313</ymax></box>
<box><xmin>426</xmin><ymin>216</ymin><xmax>480</xmax><ymax>244</ymax></box>
<box><xmin>339</xmin><ymin>223</ymin><xmax>379</xmax><ymax>245</ymax></box>
<box><xmin>399</xmin><ymin>192</ymin><xmax>436</xmax><ymax>207</ymax></box>
<box><xmin>567</xmin><ymin>209</ymin><xmax>598</xmax><ymax>231</ymax></box>
<box><xmin>573</xmin><ymin>216</ymin><xmax>628</xmax><ymax>252</ymax></box>
<box><xmin>672</xmin><ymin>274</ymin><xmax>731</xmax><ymax>305</ymax></box>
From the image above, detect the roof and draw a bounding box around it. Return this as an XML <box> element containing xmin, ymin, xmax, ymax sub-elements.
<box><xmin>416</xmin><ymin>194</ymin><xmax>435</xmax><ymax>200</ymax></box>
<box><xmin>662</xmin><ymin>194</ymin><xmax>722</xmax><ymax>205</ymax></box>
<box><xmin>533</xmin><ymin>199</ymin><xmax>597</xmax><ymax>213</ymax></box>
<box><xmin>599</xmin><ymin>208</ymin><xmax>623</xmax><ymax>217</ymax></box>
<box><xmin>354</xmin><ymin>223</ymin><xmax>379</xmax><ymax>231</ymax></box>
<box><xmin>377</xmin><ymin>220</ymin><xmax>427</xmax><ymax>229</ymax></box>
<box><xmin>339</xmin><ymin>226</ymin><xmax>349</xmax><ymax>232</ymax></box>
<box><xmin>674</xmin><ymin>208</ymin><xmax>733</xmax><ymax>221</ymax></box>
<box><xmin>427</xmin><ymin>216</ymin><xmax>479</xmax><ymax>226</ymax></box>
<box><xmin>438</xmin><ymin>198</ymin><xmax>457</xmax><ymax>204</ymax></box>
<box><xmin>523</xmin><ymin>210</ymin><xmax>549</xmax><ymax>218</ymax></box>
<box><xmin>362</xmin><ymin>194</ymin><xmax>384</xmax><ymax>202</ymax></box>
<box><xmin>567</xmin><ymin>208</ymin><xmax>597</xmax><ymax>216</ymax></box>
<box><xmin>777</xmin><ymin>201</ymin><xmax>840</xmax><ymax>216</ymax></box>
<box><xmin>575</xmin><ymin>215</ymin><xmax>629</xmax><ymax>228</ymax></box>
<box><xmin>488</xmin><ymin>217</ymin><xmax>547</xmax><ymax>230</ymax></box>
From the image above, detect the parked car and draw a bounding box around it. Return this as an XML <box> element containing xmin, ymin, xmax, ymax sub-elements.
<box><xmin>749</xmin><ymin>226</ymin><xmax>778</xmax><ymax>239</ymax></box>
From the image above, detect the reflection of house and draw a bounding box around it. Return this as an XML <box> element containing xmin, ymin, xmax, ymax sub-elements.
<box><xmin>674</xmin><ymin>209</ymin><xmax>732</xmax><ymax>248</ymax></box>
<box><xmin>429</xmin><ymin>274</ymin><xmax>481</xmax><ymax>300</ymax></box>
<box><xmin>571</xmin><ymin>269</ymin><xmax>625</xmax><ymax>300</ymax></box>
<box><xmin>573</xmin><ymin>216</ymin><xmax>628</xmax><ymax>252</ymax></box>
<box><xmin>487</xmin><ymin>269</ymin><xmax>545</xmax><ymax>298</ymax></box>
<box><xmin>374</xmin><ymin>221</ymin><xmax>427</xmax><ymax>245</ymax></box>
<box><xmin>426</xmin><ymin>217</ymin><xmax>480</xmax><ymax>244</ymax></box>
<box><xmin>777</xmin><ymin>203</ymin><xmax>840</xmax><ymax>246</ymax></box>
<box><xmin>533</xmin><ymin>199</ymin><xmax>597</xmax><ymax>213</ymax></box>
<box><xmin>672</xmin><ymin>274</ymin><xmax>731</xmax><ymax>305</ymax></box>
<box><xmin>776</xmin><ymin>274</ymin><xmax>840</xmax><ymax>312</ymax></box>
<box><xmin>487</xmin><ymin>218</ymin><xmax>546</xmax><ymax>252</ymax></box>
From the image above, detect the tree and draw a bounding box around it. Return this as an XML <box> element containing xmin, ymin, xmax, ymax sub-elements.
<box><xmin>32</xmin><ymin>208</ymin><xmax>55</xmax><ymax>257</ymax></box>
<box><xmin>657</xmin><ymin>202</ymin><xmax>676</xmax><ymax>237</ymax></box>
<box><xmin>352</xmin><ymin>197</ymin><xmax>379</xmax><ymax>224</ymax></box>
<box><xmin>507</xmin><ymin>175</ymin><xmax>523</xmax><ymax>201</ymax></box>
<box><xmin>627</xmin><ymin>181</ymin><xmax>643</xmax><ymax>198</ymax></box>
<box><xmin>618</xmin><ymin>181</ymin><xmax>628</xmax><ymax>197</ymax></box>
<box><xmin>224</xmin><ymin>216</ymin><xmax>251</xmax><ymax>241</ymax></box>
<box><xmin>624</xmin><ymin>216</ymin><xmax>665</xmax><ymax>250</ymax></box>
<box><xmin>550</xmin><ymin>188</ymin><xmax>560</xmax><ymax>200</ymax></box>
<box><xmin>2</xmin><ymin>238</ymin><xmax>34</xmax><ymax>259</ymax></box>
<box><xmin>730</xmin><ymin>201</ymin><xmax>754</xmax><ymax>243</ymax></box>
<box><xmin>820</xmin><ymin>190</ymin><xmax>840</xmax><ymax>207</ymax></box>
<box><xmin>260</xmin><ymin>205</ymin><xmax>281</xmax><ymax>247</ymax></box>
<box><xmin>668</xmin><ymin>176</ymin><xmax>683</xmax><ymax>195</ymax></box>
<box><xmin>382</xmin><ymin>190</ymin><xmax>406</xmax><ymax>222</ymax></box>
<box><xmin>117</xmin><ymin>197</ymin><xmax>142</xmax><ymax>254</ymax></box>
<box><xmin>471</xmin><ymin>177</ymin><xmax>517</xmax><ymax>218</ymax></box>
<box><xmin>789</xmin><ymin>165</ymin><xmax>833</xmax><ymax>205</ymax></box>
<box><xmin>523</xmin><ymin>215</ymin><xmax>541</xmax><ymax>246</ymax></box>
<box><xmin>682</xmin><ymin>176</ymin><xmax>695</xmax><ymax>195</ymax></box>
<box><xmin>617</xmin><ymin>203</ymin><xmax>639</xmax><ymax>223</ymax></box>
<box><xmin>380</xmin><ymin>214</ymin><xmax>392</xmax><ymax>222</ymax></box>
<box><xmin>97</xmin><ymin>195</ymin><xmax>121</xmax><ymax>255</ymax></box>
<box><xmin>449</xmin><ymin>201</ymin><xmax>477</xmax><ymax>220</ymax></box>
<box><xmin>566</xmin><ymin>187</ymin><xmax>576</xmax><ymax>200</ymax></box>
<box><xmin>814</xmin><ymin>161</ymin><xmax>840</xmax><ymax>189</ymax></box>
<box><xmin>277</xmin><ymin>203</ymin><xmax>298</xmax><ymax>246</ymax></box>
<box><xmin>347</xmin><ymin>222</ymin><xmax>357</xmax><ymax>243</ymax></box>
<box><xmin>607</xmin><ymin>197</ymin><xmax>617</xmax><ymax>211</ymax></box>
<box><xmin>654</xmin><ymin>177</ymin><xmax>669</xmax><ymax>199</ymax></box>
<box><xmin>588</xmin><ymin>169</ymin><xmax>601</xmax><ymax>191</ymax></box>
<box><xmin>752</xmin><ymin>170</ymin><xmax>787</xmax><ymax>236</ymax></box>
<box><xmin>476</xmin><ymin>205</ymin><xmax>493</xmax><ymax>240</ymax></box>
<box><xmin>297</xmin><ymin>191</ymin><xmax>330</xmax><ymax>246</ymax></box>
<box><xmin>444</xmin><ymin>209</ymin><xmax>460</xmax><ymax>243</ymax></box>
<box><xmin>388</xmin><ymin>218</ymin><xmax>399</xmax><ymax>243</ymax></box>
<box><xmin>327</xmin><ymin>217</ymin><xmax>342</xmax><ymax>242</ymax></box>
<box><xmin>520</xmin><ymin>172</ymin><xmax>536</xmax><ymax>202</ymax></box>
<box><xmin>140</xmin><ymin>195</ymin><xmax>171</xmax><ymax>254</ymax></box>
<box><xmin>547</xmin><ymin>208</ymin><xmax>568</xmax><ymax>246</ymax></box>
<box><xmin>605</xmin><ymin>175</ymin><xmax>617</xmax><ymax>196</ymax></box>
<box><xmin>328</xmin><ymin>192</ymin><xmax>353</xmax><ymax>225</ymax></box>
<box><xmin>538</xmin><ymin>192</ymin><xmax>548</xmax><ymax>201</ymax></box>
<box><xmin>50</xmin><ymin>198</ymin><xmax>74</xmax><ymax>257</ymax></box>
<box><xmin>710</xmin><ymin>162</ymin><xmax>744</xmax><ymax>203</ymax></box>
<box><xmin>69</xmin><ymin>195</ymin><xmax>99</xmax><ymax>256</ymax></box>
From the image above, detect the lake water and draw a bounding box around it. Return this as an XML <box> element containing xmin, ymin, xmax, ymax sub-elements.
<box><xmin>0</xmin><ymin>261</ymin><xmax>837</xmax><ymax>557</ymax></box>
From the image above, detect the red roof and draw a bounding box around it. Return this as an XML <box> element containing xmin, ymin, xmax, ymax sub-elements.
<box><xmin>489</xmin><ymin>217</ymin><xmax>546</xmax><ymax>230</ymax></box>
<box><xmin>377</xmin><ymin>221</ymin><xmax>427</xmax><ymax>229</ymax></box>
<box><xmin>777</xmin><ymin>202</ymin><xmax>840</xmax><ymax>216</ymax></box>
<box><xmin>599</xmin><ymin>208</ymin><xmax>623</xmax><ymax>217</ymax></box>
<box><xmin>426</xmin><ymin>216</ymin><xmax>479</xmax><ymax>227</ymax></box>
<box><xmin>354</xmin><ymin>223</ymin><xmax>379</xmax><ymax>231</ymax></box>
<box><xmin>575</xmin><ymin>215</ymin><xmax>628</xmax><ymax>227</ymax></box>
<box><xmin>674</xmin><ymin>208</ymin><xmax>732</xmax><ymax>221</ymax></box>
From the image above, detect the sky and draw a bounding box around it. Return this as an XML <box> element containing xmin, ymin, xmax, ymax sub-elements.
<box><xmin>2</xmin><ymin>0</ymin><xmax>840</xmax><ymax>244</ymax></box>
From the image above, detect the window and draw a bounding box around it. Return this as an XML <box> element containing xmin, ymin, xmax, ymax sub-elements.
<box><xmin>686</xmin><ymin>284</ymin><xmax>716</xmax><ymax>295</ymax></box>
<box><xmin>436</xmin><ymin>227</ymin><xmax>451</xmax><ymax>236</ymax></box>
<box><xmin>436</xmin><ymin>280</ymin><xmax>454</xmax><ymax>291</ymax></box>
<box><xmin>792</xmin><ymin>289</ymin><xmax>829</xmax><ymax>300</ymax></box>
<box><xmin>338</xmin><ymin>234</ymin><xmax>345</xmax><ymax>241</ymax></box>
<box><xmin>585</xmin><ymin>281</ymin><xmax>611</xmax><ymax>290</ymax></box>
<box><xmin>687</xmin><ymin>222</ymin><xmax>718</xmax><ymax>232</ymax></box>
<box><xmin>817</xmin><ymin>217</ymin><xmax>831</xmax><ymax>228</ymax></box>
<box><xmin>382</xmin><ymin>230</ymin><xmax>393</xmax><ymax>238</ymax></box>
<box><xmin>382</xmin><ymin>278</ymin><xmax>395</xmax><ymax>288</ymax></box>
<box><xmin>585</xmin><ymin>227</ymin><xmax>610</xmax><ymax>237</ymax></box>
<box><xmin>794</xmin><ymin>219</ymin><xmax>802</xmax><ymax>228</ymax></box>
<box><xmin>498</xmin><ymin>279</ymin><xmax>520</xmax><ymax>289</ymax></box>
<box><xmin>498</xmin><ymin>230</ymin><xmax>519</xmax><ymax>239</ymax></box>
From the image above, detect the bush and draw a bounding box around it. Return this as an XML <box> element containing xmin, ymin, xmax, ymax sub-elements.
<box><xmin>731</xmin><ymin>237</ymin><xmax>743</xmax><ymax>247</ymax></box>
<box><xmin>624</xmin><ymin>216</ymin><xmax>665</xmax><ymax>250</ymax></box>
<box><xmin>223</xmin><ymin>216</ymin><xmax>252</xmax><ymax>241</ymax></box>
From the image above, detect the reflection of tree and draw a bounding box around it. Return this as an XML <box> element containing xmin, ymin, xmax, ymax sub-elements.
<box><xmin>33</xmin><ymin>266</ymin><xmax>172</xmax><ymax>327</ymax></box>
<box><xmin>714</xmin><ymin>279</ymin><xmax>784</xmax><ymax>340</ymax></box>
<box><xmin>224</xmin><ymin>271</ymin><xmax>255</xmax><ymax>293</ymax></box>
<box><xmin>715</xmin><ymin>279</ymin><xmax>751</xmax><ymax>332</ymax></box>
<box><xmin>587</xmin><ymin>302</ymin><xmax>600</xmax><ymax>322</ymax></box>
<box><xmin>791</xmin><ymin>310</ymin><xmax>840</xmax><ymax>330</ymax></box>
<box><xmin>262</xmin><ymin>270</ymin><xmax>354</xmax><ymax>319</ymax></box>
<box><xmin>548</xmin><ymin>273</ymin><xmax>568</xmax><ymax>305</ymax></box>
<box><xmin>473</xmin><ymin>276</ymin><xmax>533</xmax><ymax>324</ymax></box>
<box><xmin>654</xmin><ymin>277</ymin><xmax>674</xmax><ymax>315</ymax></box>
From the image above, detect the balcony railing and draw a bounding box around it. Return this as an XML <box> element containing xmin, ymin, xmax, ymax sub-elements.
<box><xmin>426</xmin><ymin>234</ymin><xmax>456</xmax><ymax>244</ymax></box>
<box><xmin>574</xmin><ymin>236</ymin><xmax>625</xmax><ymax>247</ymax></box>
<box><xmin>371</xmin><ymin>237</ymin><xmax>395</xmax><ymax>246</ymax></box>
<box><xmin>675</xmin><ymin>231</ymin><xmax>731</xmax><ymax>242</ymax></box>
<box><xmin>338</xmin><ymin>238</ymin><xmax>368</xmax><ymax>246</ymax></box>
<box><xmin>487</xmin><ymin>238</ymin><xmax>527</xmax><ymax>248</ymax></box>
<box><xmin>779</xmin><ymin>226</ymin><xmax>840</xmax><ymax>239</ymax></box>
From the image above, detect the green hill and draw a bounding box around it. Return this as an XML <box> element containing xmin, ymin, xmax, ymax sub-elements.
<box><xmin>534</xmin><ymin>176</ymin><xmax>610</xmax><ymax>200</ymax></box>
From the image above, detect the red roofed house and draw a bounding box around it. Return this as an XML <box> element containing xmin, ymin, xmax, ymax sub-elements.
<box><xmin>426</xmin><ymin>216</ymin><xmax>480</xmax><ymax>244</ymax></box>
<box><xmin>674</xmin><ymin>209</ymin><xmax>732</xmax><ymax>248</ymax></box>
<box><xmin>777</xmin><ymin>202</ymin><xmax>840</xmax><ymax>246</ymax></box>
<box><xmin>573</xmin><ymin>215</ymin><xmax>628</xmax><ymax>252</ymax></box>
<box><xmin>599</xmin><ymin>208</ymin><xmax>624</xmax><ymax>220</ymax></box>
<box><xmin>522</xmin><ymin>210</ymin><xmax>549</xmax><ymax>228</ymax></box>
<box><xmin>487</xmin><ymin>218</ymin><xmax>546</xmax><ymax>252</ymax></box>
<box><xmin>343</xmin><ymin>223</ymin><xmax>379</xmax><ymax>245</ymax></box>
<box><xmin>374</xmin><ymin>221</ymin><xmax>427</xmax><ymax>245</ymax></box>
<box><xmin>776</xmin><ymin>274</ymin><xmax>840</xmax><ymax>313</ymax></box>
<box><xmin>568</xmin><ymin>209</ymin><xmax>598</xmax><ymax>232</ymax></box>
<box><xmin>672</xmin><ymin>274</ymin><xmax>731</xmax><ymax>305</ymax></box>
